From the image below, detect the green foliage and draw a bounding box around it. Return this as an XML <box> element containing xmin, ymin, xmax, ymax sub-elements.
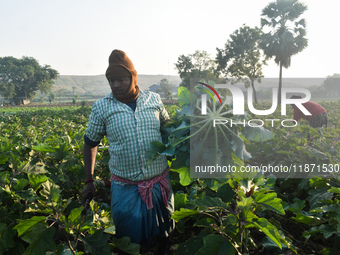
<box><xmin>260</xmin><ymin>0</ymin><xmax>308</xmax><ymax>68</ymax></box>
<box><xmin>216</xmin><ymin>25</ymin><xmax>267</xmax><ymax>103</ymax></box>
<box><xmin>1</xmin><ymin>95</ymin><xmax>340</xmax><ymax>254</ymax></box>
<box><xmin>175</xmin><ymin>50</ymin><xmax>222</xmax><ymax>88</ymax></box>
<box><xmin>319</xmin><ymin>74</ymin><xmax>340</xmax><ymax>98</ymax></box>
<box><xmin>0</xmin><ymin>56</ymin><xmax>59</xmax><ymax>105</ymax></box>
<box><xmin>148</xmin><ymin>83</ymin><xmax>274</xmax><ymax>180</ymax></box>
<box><xmin>159</xmin><ymin>87</ymin><xmax>340</xmax><ymax>254</ymax></box>
<box><xmin>157</xmin><ymin>78</ymin><xmax>176</xmax><ymax>100</ymax></box>
<box><xmin>149</xmin><ymin>85</ymin><xmax>286</xmax><ymax>253</ymax></box>
<box><xmin>48</xmin><ymin>92</ymin><xmax>56</xmax><ymax>103</ymax></box>
<box><xmin>0</xmin><ymin>106</ymin><xmax>117</xmax><ymax>255</ymax></box>
<box><xmin>260</xmin><ymin>0</ymin><xmax>308</xmax><ymax>104</ymax></box>
<box><xmin>73</xmin><ymin>95</ymin><xmax>79</xmax><ymax>106</ymax></box>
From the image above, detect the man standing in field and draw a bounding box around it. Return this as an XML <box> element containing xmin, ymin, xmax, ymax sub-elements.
<box><xmin>82</xmin><ymin>49</ymin><xmax>174</xmax><ymax>254</ymax></box>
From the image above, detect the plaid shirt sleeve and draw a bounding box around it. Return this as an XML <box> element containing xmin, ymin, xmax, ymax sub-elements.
<box><xmin>85</xmin><ymin>100</ymin><xmax>107</xmax><ymax>143</ymax></box>
<box><xmin>156</xmin><ymin>93</ymin><xmax>170</xmax><ymax>125</ymax></box>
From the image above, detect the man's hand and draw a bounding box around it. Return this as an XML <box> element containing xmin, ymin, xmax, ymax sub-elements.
<box><xmin>83</xmin><ymin>142</ymin><xmax>98</xmax><ymax>202</ymax></box>
<box><xmin>82</xmin><ymin>182</ymin><xmax>96</xmax><ymax>203</ymax></box>
<box><xmin>82</xmin><ymin>182</ymin><xmax>95</xmax><ymax>216</ymax></box>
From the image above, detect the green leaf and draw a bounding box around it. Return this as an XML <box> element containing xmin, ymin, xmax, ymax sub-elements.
<box><xmin>242</xmin><ymin>125</ymin><xmax>274</xmax><ymax>142</ymax></box>
<box><xmin>237</xmin><ymin>196</ymin><xmax>253</xmax><ymax>211</ymax></box>
<box><xmin>13</xmin><ymin>178</ymin><xmax>30</xmax><ymax>191</ymax></box>
<box><xmin>31</xmin><ymin>144</ymin><xmax>57</xmax><ymax>153</ymax></box>
<box><xmin>231</xmin><ymin>134</ymin><xmax>251</xmax><ymax>160</ymax></box>
<box><xmin>217</xmin><ymin>183</ymin><xmax>235</xmax><ymax>203</ymax></box>
<box><xmin>170</xmin><ymin>121</ymin><xmax>190</xmax><ymax>138</ymax></box>
<box><xmin>177</xmin><ymin>86</ymin><xmax>191</xmax><ymax>107</ymax></box>
<box><xmin>196</xmin><ymin>234</ymin><xmax>235</xmax><ymax>255</ymax></box>
<box><xmin>275</xmin><ymin>150</ymin><xmax>293</xmax><ymax>155</ymax></box>
<box><xmin>308</xmin><ymin>187</ymin><xmax>333</xmax><ymax>209</ymax></box>
<box><xmin>67</xmin><ymin>207</ymin><xmax>83</xmax><ymax>225</ymax></box>
<box><xmin>171</xmin><ymin>208</ymin><xmax>199</xmax><ymax>222</ymax></box>
<box><xmin>16</xmin><ymin>188</ymin><xmax>39</xmax><ymax>203</ymax></box>
<box><xmin>13</xmin><ymin>216</ymin><xmax>46</xmax><ymax>236</ymax></box>
<box><xmin>171</xmin><ymin>151</ymin><xmax>189</xmax><ymax>169</ymax></box>
<box><xmin>0</xmin><ymin>154</ymin><xmax>9</xmax><ymax>164</ymax></box>
<box><xmin>0</xmin><ymin>171</ymin><xmax>10</xmax><ymax>184</ymax></box>
<box><xmin>29</xmin><ymin>174</ymin><xmax>49</xmax><ymax>190</ymax></box>
<box><xmin>40</xmin><ymin>180</ymin><xmax>61</xmax><ymax>203</ymax></box>
<box><xmin>261</xmin><ymin>236</ymin><xmax>288</xmax><ymax>253</ymax></box>
<box><xmin>254</xmin><ymin>191</ymin><xmax>285</xmax><ymax>215</ymax></box>
<box><xmin>22</xmin><ymin>224</ymin><xmax>56</xmax><ymax>255</ymax></box>
<box><xmin>194</xmin><ymin>217</ymin><xmax>215</xmax><ymax>228</ymax></box>
<box><xmin>174</xmin><ymin>229</ymin><xmax>211</xmax><ymax>255</ymax></box>
<box><xmin>304</xmin><ymin>224</ymin><xmax>336</xmax><ymax>239</ymax></box>
<box><xmin>56</xmin><ymin>245</ymin><xmax>74</xmax><ymax>255</ymax></box>
<box><xmin>0</xmin><ymin>223</ymin><xmax>16</xmax><ymax>253</ymax></box>
<box><xmin>23</xmin><ymin>162</ymin><xmax>48</xmax><ymax>174</ymax></box>
<box><xmin>328</xmin><ymin>187</ymin><xmax>340</xmax><ymax>194</ymax></box>
<box><xmin>176</xmin><ymin>104</ymin><xmax>191</xmax><ymax>118</ymax></box>
<box><xmin>82</xmin><ymin>229</ymin><xmax>111</xmax><ymax>255</ymax></box>
<box><xmin>104</xmin><ymin>225</ymin><xmax>116</xmax><ymax>235</ymax></box>
<box><xmin>193</xmin><ymin>196</ymin><xmax>227</xmax><ymax>210</ymax></box>
<box><xmin>291</xmin><ymin>213</ymin><xmax>321</xmax><ymax>225</ymax></box>
<box><xmin>145</xmin><ymin>141</ymin><xmax>175</xmax><ymax>161</ymax></box>
<box><xmin>174</xmin><ymin>192</ymin><xmax>188</xmax><ymax>210</ymax></box>
<box><xmin>170</xmin><ymin>167</ymin><xmax>192</xmax><ymax>186</ymax></box>
<box><xmin>252</xmin><ymin>218</ymin><xmax>283</xmax><ymax>249</ymax></box>
<box><xmin>112</xmin><ymin>236</ymin><xmax>140</xmax><ymax>255</ymax></box>
<box><xmin>287</xmin><ymin>199</ymin><xmax>306</xmax><ymax>213</ymax></box>
<box><xmin>304</xmin><ymin>146</ymin><xmax>328</xmax><ymax>160</ymax></box>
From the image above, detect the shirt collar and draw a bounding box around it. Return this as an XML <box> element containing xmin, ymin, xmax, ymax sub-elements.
<box><xmin>105</xmin><ymin>90</ymin><xmax>146</xmax><ymax>101</ymax></box>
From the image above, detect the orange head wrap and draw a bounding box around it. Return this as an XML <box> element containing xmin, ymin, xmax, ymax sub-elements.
<box><xmin>105</xmin><ymin>50</ymin><xmax>139</xmax><ymax>103</ymax></box>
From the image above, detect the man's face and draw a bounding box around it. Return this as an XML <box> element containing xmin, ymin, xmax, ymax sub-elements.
<box><xmin>109</xmin><ymin>77</ymin><xmax>131</xmax><ymax>97</ymax></box>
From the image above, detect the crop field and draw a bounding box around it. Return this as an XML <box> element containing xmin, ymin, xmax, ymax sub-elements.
<box><xmin>0</xmin><ymin>92</ymin><xmax>340</xmax><ymax>254</ymax></box>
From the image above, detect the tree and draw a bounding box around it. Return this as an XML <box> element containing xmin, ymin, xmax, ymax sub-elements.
<box><xmin>165</xmin><ymin>91</ymin><xmax>174</xmax><ymax>100</ymax></box>
<box><xmin>175</xmin><ymin>50</ymin><xmax>219</xmax><ymax>88</ymax></box>
<box><xmin>321</xmin><ymin>73</ymin><xmax>340</xmax><ymax>98</ymax></box>
<box><xmin>156</xmin><ymin>78</ymin><xmax>174</xmax><ymax>99</ymax></box>
<box><xmin>48</xmin><ymin>92</ymin><xmax>56</xmax><ymax>104</ymax></box>
<box><xmin>216</xmin><ymin>25</ymin><xmax>267</xmax><ymax>103</ymax></box>
<box><xmin>56</xmin><ymin>88</ymin><xmax>67</xmax><ymax>103</ymax></box>
<box><xmin>73</xmin><ymin>95</ymin><xmax>79</xmax><ymax>106</ymax></box>
<box><xmin>260</xmin><ymin>0</ymin><xmax>308</xmax><ymax>104</ymax></box>
<box><xmin>0</xmin><ymin>56</ymin><xmax>58</xmax><ymax>105</ymax></box>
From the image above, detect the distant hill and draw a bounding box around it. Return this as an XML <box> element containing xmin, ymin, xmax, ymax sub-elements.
<box><xmin>53</xmin><ymin>74</ymin><xmax>181</xmax><ymax>96</ymax></box>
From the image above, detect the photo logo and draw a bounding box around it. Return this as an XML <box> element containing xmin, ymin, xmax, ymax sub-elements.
<box><xmin>198</xmin><ymin>82</ymin><xmax>312</xmax><ymax>116</ymax></box>
<box><xmin>197</xmin><ymin>82</ymin><xmax>222</xmax><ymax>106</ymax></box>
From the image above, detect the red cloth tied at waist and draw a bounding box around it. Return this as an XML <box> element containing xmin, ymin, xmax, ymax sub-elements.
<box><xmin>110</xmin><ymin>167</ymin><xmax>170</xmax><ymax>210</ymax></box>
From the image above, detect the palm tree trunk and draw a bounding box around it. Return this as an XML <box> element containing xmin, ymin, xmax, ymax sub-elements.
<box><xmin>251</xmin><ymin>79</ymin><xmax>257</xmax><ymax>104</ymax></box>
<box><xmin>278</xmin><ymin>61</ymin><xmax>283</xmax><ymax>106</ymax></box>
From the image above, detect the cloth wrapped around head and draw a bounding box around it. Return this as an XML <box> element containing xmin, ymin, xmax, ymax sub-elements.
<box><xmin>105</xmin><ymin>50</ymin><xmax>139</xmax><ymax>103</ymax></box>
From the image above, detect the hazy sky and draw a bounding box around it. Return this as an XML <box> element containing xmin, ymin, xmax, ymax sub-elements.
<box><xmin>1</xmin><ymin>0</ymin><xmax>339</xmax><ymax>78</ymax></box>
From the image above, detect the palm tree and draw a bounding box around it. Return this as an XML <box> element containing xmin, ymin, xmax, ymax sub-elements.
<box><xmin>261</xmin><ymin>0</ymin><xmax>308</xmax><ymax>104</ymax></box>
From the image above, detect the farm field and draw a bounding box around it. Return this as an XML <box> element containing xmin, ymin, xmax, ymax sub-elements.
<box><xmin>0</xmin><ymin>93</ymin><xmax>340</xmax><ymax>254</ymax></box>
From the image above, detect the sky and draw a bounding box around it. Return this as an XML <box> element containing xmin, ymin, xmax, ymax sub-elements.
<box><xmin>1</xmin><ymin>0</ymin><xmax>339</xmax><ymax>78</ymax></box>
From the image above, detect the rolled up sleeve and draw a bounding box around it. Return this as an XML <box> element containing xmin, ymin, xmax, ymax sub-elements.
<box><xmin>85</xmin><ymin>102</ymin><xmax>106</xmax><ymax>144</ymax></box>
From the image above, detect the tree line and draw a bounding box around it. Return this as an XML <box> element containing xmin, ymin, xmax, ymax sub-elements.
<box><xmin>175</xmin><ymin>0</ymin><xmax>308</xmax><ymax>104</ymax></box>
<box><xmin>0</xmin><ymin>56</ymin><xmax>58</xmax><ymax>105</ymax></box>
<box><xmin>2</xmin><ymin>0</ymin><xmax>337</xmax><ymax>106</ymax></box>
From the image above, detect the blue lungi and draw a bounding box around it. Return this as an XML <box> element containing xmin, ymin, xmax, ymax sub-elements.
<box><xmin>110</xmin><ymin>175</ymin><xmax>174</xmax><ymax>245</ymax></box>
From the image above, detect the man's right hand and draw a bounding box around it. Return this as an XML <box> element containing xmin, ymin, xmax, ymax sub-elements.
<box><xmin>82</xmin><ymin>182</ymin><xmax>96</xmax><ymax>203</ymax></box>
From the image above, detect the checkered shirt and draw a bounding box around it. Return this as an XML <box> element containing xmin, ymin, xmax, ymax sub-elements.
<box><xmin>85</xmin><ymin>90</ymin><xmax>169</xmax><ymax>181</ymax></box>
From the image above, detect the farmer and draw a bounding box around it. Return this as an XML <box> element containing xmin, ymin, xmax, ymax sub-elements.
<box><xmin>291</xmin><ymin>95</ymin><xmax>328</xmax><ymax>128</ymax></box>
<box><xmin>82</xmin><ymin>49</ymin><xmax>174</xmax><ymax>254</ymax></box>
